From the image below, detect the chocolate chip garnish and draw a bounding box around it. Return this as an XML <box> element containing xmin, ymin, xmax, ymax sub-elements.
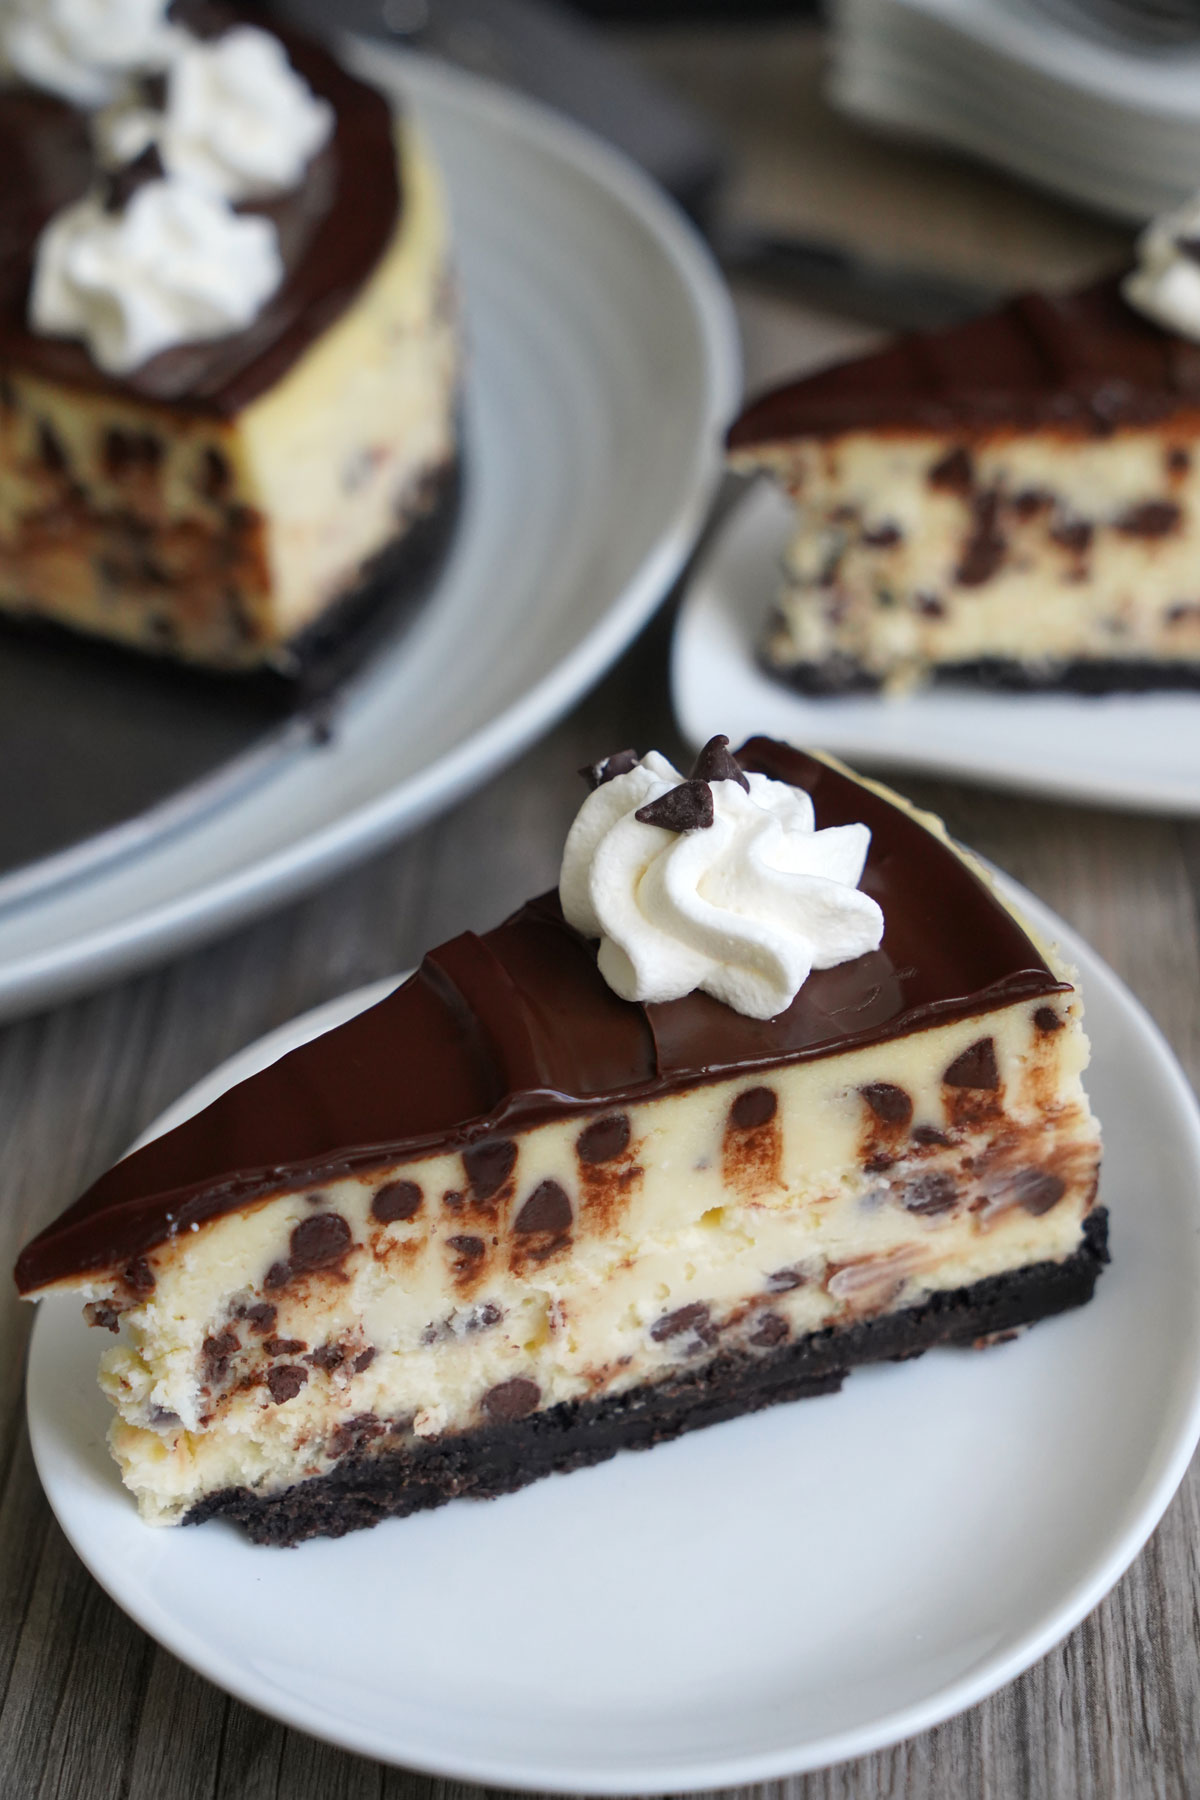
<box><xmin>903</xmin><ymin>1173</ymin><xmax>957</xmax><ymax>1216</ymax></box>
<box><xmin>482</xmin><ymin>1377</ymin><xmax>541</xmax><ymax>1423</ymax></box>
<box><xmin>264</xmin><ymin>1337</ymin><xmax>306</xmax><ymax>1357</ymax></box>
<box><xmin>861</xmin><ymin>1082</ymin><xmax>913</xmax><ymax>1127</ymax></box>
<box><xmin>266</xmin><ymin>1364</ymin><xmax>308</xmax><ymax>1405</ymax></box>
<box><xmin>307</xmin><ymin>1342</ymin><xmax>345</xmax><ymax>1373</ymax></box>
<box><xmin>689</xmin><ymin>734</ymin><xmax>750</xmax><ymax>791</ymax></box>
<box><xmin>750</xmin><ymin>1312</ymin><xmax>789</xmax><ymax>1348</ymax></box>
<box><xmin>580</xmin><ymin>748</ymin><xmax>639</xmax><ymax>790</ymax></box>
<box><xmin>576</xmin><ymin>1113</ymin><xmax>631</xmax><ymax>1164</ymax></box>
<box><xmin>122</xmin><ymin>1255</ymin><xmax>156</xmax><ymax>1295</ymax></box>
<box><xmin>1013</xmin><ymin>1169</ymin><xmax>1066</xmax><ymax>1216</ymax></box>
<box><xmin>1115</xmin><ymin>500</ymin><xmax>1181</xmax><ymax>538</ymax></box>
<box><xmin>944</xmin><ymin>1038</ymin><xmax>999</xmax><ymax>1090</ymax></box>
<box><xmin>100</xmin><ymin>142</ymin><xmax>165</xmax><ymax>214</ymax></box>
<box><xmin>513</xmin><ymin>1180</ymin><xmax>572</xmax><ymax>1234</ymax></box>
<box><xmin>650</xmin><ymin>1301</ymin><xmax>714</xmax><ymax>1343</ymax></box>
<box><xmin>635</xmin><ymin>780</ymin><xmax>714</xmax><ymax>833</ymax></box>
<box><xmin>202</xmin><ymin>1328</ymin><xmax>238</xmax><ymax>1386</ymax></box>
<box><xmin>730</xmin><ymin>1086</ymin><xmax>777</xmax><ymax>1130</ymax></box>
<box><xmin>371</xmin><ymin>1179</ymin><xmax>422</xmax><ymax>1224</ymax></box>
<box><xmin>463</xmin><ymin>1138</ymin><xmax>517</xmax><ymax>1200</ymax></box>
<box><xmin>289</xmin><ymin>1212</ymin><xmax>352</xmax><ymax>1272</ymax></box>
<box><xmin>352</xmin><ymin>1347</ymin><xmax>376</xmax><ymax>1373</ymax></box>
<box><xmin>1034</xmin><ymin>1006</ymin><xmax>1063</xmax><ymax>1034</ymax></box>
<box><xmin>447</xmin><ymin>1234</ymin><xmax>486</xmax><ymax>1266</ymax></box>
<box><xmin>928</xmin><ymin>446</ymin><xmax>974</xmax><ymax>494</ymax></box>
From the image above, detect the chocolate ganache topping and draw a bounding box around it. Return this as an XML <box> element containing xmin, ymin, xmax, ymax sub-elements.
<box><xmin>15</xmin><ymin>739</ymin><xmax>1067</xmax><ymax>1292</ymax></box>
<box><xmin>727</xmin><ymin>277</ymin><xmax>1200</xmax><ymax>447</ymax></box>
<box><xmin>0</xmin><ymin>24</ymin><xmax>400</xmax><ymax>413</ymax></box>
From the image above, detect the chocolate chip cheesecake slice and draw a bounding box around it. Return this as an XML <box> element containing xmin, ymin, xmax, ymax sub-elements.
<box><xmin>15</xmin><ymin>738</ymin><xmax>1105</xmax><ymax>1545</ymax></box>
<box><xmin>0</xmin><ymin>18</ymin><xmax>459</xmax><ymax>674</ymax></box>
<box><xmin>728</xmin><ymin>271</ymin><xmax>1200</xmax><ymax>695</ymax></box>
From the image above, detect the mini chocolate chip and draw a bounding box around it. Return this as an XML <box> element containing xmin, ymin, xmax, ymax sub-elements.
<box><xmin>352</xmin><ymin>1347</ymin><xmax>376</xmax><ymax>1373</ymax></box>
<box><xmin>766</xmin><ymin>1266</ymin><xmax>807</xmax><ymax>1292</ymax></box>
<box><xmin>307</xmin><ymin>1343</ymin><xmax>345</xmax><ymax>1372</ymax></box>
<box><xmin>1115</xmin><ymin>500</ymin><xmax>1181</xmax><ymax>538</ymax></box>
<box><xmin>266</xmin><ymin>1364</ymin><xmax>308</xmax><ymax>1405</ymax></box>
<box><xmin>513</xmin><ymin>1180</ymin><xmax>573</xmax><ymax>1234</ymax></box>
<box><xmin>865</xmin><ymin>1152</ymin><xmax>894</xmax><ymax>1173</ymax></box>
<box><xmin>1050</xmin><ymin>517</ymin><xmax>1093</xmax><ymax>554</ymax></box>
<box><xmin>915</xmin><ymin>592</ymin><xmax>945</xmax><ymax>618</ymax></box>
<box><xmin>929</xmin><ymin>446</ymin><xmax>974</xmax><ymax>493</ymax></box>
<box><xmin>482</xmin><ymin>1377</ymin><xmax>541</xmax><ymax>1423</ymax></box>
<box><xmin>38</xmin><ymin>420</ymin><xmax>67</xmax><ymax>472</ymax></box>
<box><xmin>956</xmin><ymin>491</ymin><xmax>1006</xmax><ymax>586</ymax></box>
<box><xmin>442</xmin><ymin>1190</ymin><xmax>465</xmax><ymax>1212</ymax></box>
<box><xmin>689</xmin><ymin>734</ymin><xmax>750</xmax><ymax>790</ymax></box>
<box><xmin>289</xmin><ymin>1212</ymin><xmax>352</xmax><ymax>1272</ymax></box>
<box><xmin>750</xmin><ymin>1312</ymin><xmax>789</xmax><ymax>1347</ymax></box>
<box><xmin>84</xmin><ymin>1302</ymin><xmax>122</xmax><ymax>1333</ymax></box>
<box><xmin>1012</xmin><ymin>487</ymin><xmax>1053</xmax><ymax>519</ymax></box>
<box><xmin>468</xmin><ymin>1302</ymin><xmax>502</xmax><ymax>1330</ymax></box>
<box><xmin>862</xmin><ymin>522</ymin><xmax>902</xmax><ymax>548</ymax></box>
<box><xmin>122</xmin><ymin>1255</ymin><xmax>156</xmax><ymax>1294</ymax></box>
<box><xmin>447</xmin><ymin>1234</ymin><xmax>486</xmax><ymax>1265</ymax></box>
<box><xmin>103</xmin><ymin>427</ymin><xmax>162</xmax><ymax>477</ymax></box>
<box><xmin>730</xmin><ymin>1086</ymin><xmax>777</xmax><ymax>1130</ymax></box>
<box><xmin>1014</xmin><ymin>1169</ymin><xmax>1066</xmax><ymax>1216</ymax></box>
<box><xmin>580</xmin><ymin>748</ymin><xmax>639</xmax><ymax>790</ymax></box>
<box><xmin>371</xmin><ymin>1179</ymin><xmax>422</xmax><ymax>1224</ymax></box>
<box><xmin>650</xmin><ymin>1301</ymin><xmax>713</xmax><ymax>1343</ymax></box>
<box><xmin>1167</xmin><ymin>447</ymin><xmax>1191</xmax><ymax>476</ymax></box>
<box><xmin>263</xmin><ymin>1261</ymin><xmax>291</xmax><ymax>1291</ymax></box>
<box><xmin>198</xmin><ymin>444</ymin><xmax>232</xmax><ymax>499</ymax></box>
<box><xmin>861</xmin><ymin>1082</ymin><xmax>913</xmax><ymax>1126</ymax></box>
<box><xmin>576</xmin><ymin>1113</ymin><xmax>631</xmax><ymax>1164</ymax></box>
<box><xmin>240</xmin><ymin>1301</ymin><xmax>276</xmax><ymax>1333</ymax></box>
<box><xmin>202</xmin><ymin>1328</ymin><xmax>238</xmax><ymax>1385</ymax></box>
<box><xmin>912</xmin><ymin>1125</ymin><xmax>951</xmax><ymax>1147</ymax></box>
<box><xmin>944</xmin><ymin>1038</ymin><xmax>999</xmax><ymax>1090</ymax></box>
<box><xmin>903</xmin><ymin>1172</ymin><xmax>957</xmax><ymax>1216</ymax></box>
<box><xmin>330</xmin><ymin>1413</ymin><xmax>384</xmax><ymax>1457</ymax></box>
<box><xmin>635</xmin><ymin>780</ymin><xmax>714</xmax><ymax>833</ymax></box>
<box><xmin>1034</xmin><ymin>1006</ymin><xmax>1064</xmax><ymax>1034</ymax></box>
<box><xmin>463</xmin><ymin>1138</ymin><xmax>517</xmax><ymax>1200</ymax></box>
<box><xmin>264</xmin><ymin>1337</ymin><xmax>306</xmax><ymax>1357</ymax></box>
<box><xmin>101</xmin><ymin>142</ymin><xmax>165</xmax><ymax>213</ymax></box>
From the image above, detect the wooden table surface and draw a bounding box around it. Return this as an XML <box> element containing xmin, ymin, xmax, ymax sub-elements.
<box><xmin>4</xmin><ymin>21</ymin><xmax>1198</xmax><ymax>1800</ymax></box>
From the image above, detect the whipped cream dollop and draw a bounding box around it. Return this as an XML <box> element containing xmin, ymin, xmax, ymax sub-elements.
<box><xmin>98</xmin><ymin>25</ymin><xmax>333</xmax><ymax>201</ymax></box>
<box><xmin>0</xmin><ymin>0</ymin><xmax>173</xmax><ymax>107</ymax></box>
<box><xmin>559</xmin><ymin>739</ymin><xmax>885</xmax><ymax>1020</ymax></box>
<box><xmin>1123</xmin><ymin>194</ymin><xmax>1200</xmax><ymax>341</ymax></box>
<box><xmin>30</xmin><ymin>172</ymin><xmax>282</xmax><ymax>373</ymax></box>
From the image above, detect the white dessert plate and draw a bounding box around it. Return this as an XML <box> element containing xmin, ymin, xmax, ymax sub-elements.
<box><xmin>0</xmin><ymin>43</ymin><xmax>739</xmax><ymax>1024</ymax></box>
<box><xmin>674</xmin><ymin>482</ymin><xmax>1200</xmax><ymax>814</ymax></box>
<box><xmin>26</xmin><ymin>877</ymin><xmax>1200</xmax><ymax>1791</ymax></box>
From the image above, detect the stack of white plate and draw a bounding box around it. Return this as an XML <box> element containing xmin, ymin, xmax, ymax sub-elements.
<box><xmin>829</xmin><ymin>0</ymin><xmax>1200</xmax><ymax>222</ymax></box>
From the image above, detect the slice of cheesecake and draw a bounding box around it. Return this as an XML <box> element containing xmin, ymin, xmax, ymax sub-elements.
<box><xmin>15</xmin><ymin>739</ymin><xmax>1105</xmax><ymax>1544</ymax></box>
<box><xmin>728</xmin><ymin>278</ymin><xmax>1200</xmax><ymax>695</ymax></box>
<box><xmin>0</xmin><ymin>29</ymin><xmax>459</xmax><ymax>674</ymax></box>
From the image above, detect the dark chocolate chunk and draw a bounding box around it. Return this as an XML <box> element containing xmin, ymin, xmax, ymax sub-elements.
<box><xmin>1034</xmin><ymin>1006</ymin><xmax>1063</xmax><ymax>1034</ymax></box>
<box><xmin>635</xmin><ymin>780</ymin><xmax>714</xmax><ymax>833</ymax></box>
<box><xmin>580</xmin><ymin>748</ymin><xmax>639</xmax><ymax>790</ymax></box>
<box><xmin>862</xmin><ymin>522</ymin><xmax>902</xmax><ymax>548</ymax></box>
<box><xmin>371</xmin><ymin>1179</ymin><xmax>422</xmax><ymax>1224</ymax></box>
<box><xmin>1115</xmin><ymin>500</ymin><xmax>1181</xmax><ymax>538</ymax></box>
<box><xmin>650</xmin><ymin>1301</ymin><xmax>714</xmax><ymax>1343</ymax></box>
<box><xmin>689</xmin><ymin>734</ymin><xmax>750</xmax><ymax>791</ymax></box>
<box><xmin>861</xmin><ymin>1082</ymin><xmax>913</xmax><ymax>1126</ymax></box>
<box><xmin>482</xmin><ymin>1377</ymin><xmax>541</xmax><ymax>1423</ymax></box>
<box><xmin>576</xmin><ymin>1113</ymin><xmax>631</xmax><ymax>1164</ymax></box>
<box><xmin>202</xmin><ymin>1328</ymin><xmax>238</xmax><ymax>1385</ymax></box>
<box><xmin>1013</xmin><ymin>1169</ymin><xmax>1066</xmax><ymax>1216</ymax></box>
<box><xmin>100</xmin><ymin>143</ymin><xmax>165</xmax><ymax>214</ymax></box>
<box><xmin>463</xmin><ymin>1138</ymin><xmax>517</xmax><ymax>1200</ymax></box>
<box><xmin>903</xmin><ymin>1172</ymin><xmax>957</xmax><ymax>1216</ymax></box>
<box><xmin>1049</xmin><ymin>517</ymin><xmax>1093</xmax><ymax>554</ymax></box>
<box><xmin>912</xmin><ymin>1125</ymin><xmax>951</xmax><ymax>1147</ymax></box>
<box><xmin>266</xmin><ymin>1364</ymin><xmax>308</xmax><ymax>1405</ymax></box>
<box><xmin>122</xmin><ymin>1255</ymin><xmax>156</xmax><ymax>1294</ymax></box>
<box><xmin>513</xmin><ymin>1180</ymin><xmax>572</xmax><ymax>1235</ymax></box>
<box><xmin>766</xmin><ymin>1265</ymin><xmax>807</xmax><ymax>1292</ymax></box>
<box><xmin>929</xmin><ymin>446</ymin><xmax>974</xmax><ymax>494</ymax></box>
<box><xmin>447</xmin><ymin>1233</ymin><xmax>486</xmax><ymax>1265</ymax></box>
<box><xmin>352</xmin><ymin>1347</ymin><xmax>376</xmax><ymax>1373</ymax></box>
<box><xmin>264</xmin><ymin>1337</ymin><xmax>306</xmax><ymax>1356</ymax></box>
<box><xmin>944</xmin><ymin>1038</ymin><xmax>999</xmax><ymax>1089</ymax></box>
<box><xmin>307</xmin><ymin>1342</ymin><xmax>345</xmax><ymax>1373</ymax></box>
<box><xmin>289</xmin><ymin>1212</ymin><xmax>352</xmax><ymax>1272</ymax></box>
<box><xmin>730</xmin><ymin>1086</ymin><xmax>777</xmax><ymax>1130</ymax></box>
<box><xmin>956</xmin><ymin>492</ymin><xmax>1006</xmax><ymax>587</ymax></box>
<box><xmin>750</xmin><ymin>1311</ymin><xmax>789</xmax><ymax>1347</ymax></box>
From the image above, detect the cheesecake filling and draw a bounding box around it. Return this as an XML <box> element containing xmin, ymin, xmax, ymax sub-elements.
<box><xmin>746</xmin><ymin>428</ymin><xmax>1200</xmax><ymax>693</ymax></box>
<box><xmin>55</xmin><ymin>994</ymin><xmax>1100</xmax><ymax>1525</ymax></box>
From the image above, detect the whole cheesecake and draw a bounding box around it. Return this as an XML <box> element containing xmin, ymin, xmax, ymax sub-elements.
<box><xmin>15</xmin><ymin>739</ymin><xmax>1106</xmax><ymax>1544</ymax></box>
<box><xmin>0</xmin><ymin>21</ymin><xmax>459</xmax><ymax>673</ymax></box>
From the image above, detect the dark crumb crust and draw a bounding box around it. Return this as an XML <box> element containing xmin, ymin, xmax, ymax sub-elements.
<box><xmin>186</xmin><ymin>1208</ymin><xmax>1109</xmax><ymax>1546</ymax></box>
<box><xmin>765</xmin><ymin>652</ymin><xmax>1200</xmax><ymax>697</ymax></box>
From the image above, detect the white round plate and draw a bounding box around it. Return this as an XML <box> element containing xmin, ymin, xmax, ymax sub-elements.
<box><xmin>26</xmin><ymin>879</ymin><xmax>1200</xmax><ymax>1791</ymax></box>
<box><xmin>0</xmin><ymin>44</ymin><xmax>739</xmax><ymax>1024</ymax></box>
<box><xmin>674</xmin><ymin>482</ymin><xmax>1200</xmax><ymax>813</ymax></box>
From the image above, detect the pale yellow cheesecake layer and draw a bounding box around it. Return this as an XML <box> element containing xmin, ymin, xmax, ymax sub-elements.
<box><xmin>0</xmin><ymin>123</ymin><xmax>458</xmax><ymax>670</ymax></box>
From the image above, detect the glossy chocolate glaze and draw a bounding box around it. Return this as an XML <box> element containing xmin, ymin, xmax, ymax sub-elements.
<box><xmin>0</xmin><ymin>28</ymin><xmax>400</xmax><ymax>415</ymax></box>
<box><xmin>15</xmin><ymin>740</ymin><xmax>1067</xmax><ymax>1291</ymax></box>
<box><xmin>727</xmin><ymin>278</ymin><xmax>1200</xmax><ymax>446</ymax></box>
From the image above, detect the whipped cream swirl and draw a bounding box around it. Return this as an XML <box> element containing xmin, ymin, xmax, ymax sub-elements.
<box><xmin>0</xmin><ymin>0</ymin><xmax>173</xmax><ymax>107</ymax></box>
<box><xmin>1123</xmin><ymin>194</ymin><xmax>1200</xmax><ymax>341</ymax></box>
<box><xmin>98</xmin><ymin>25</ymin><xmax>333</xmax><ymax>201</ymax></box>
<box><xmin>30</xmin><ymin>174</ymin><xmax>282</xmax><ymax>374</ymax></box>
<box><xmin>559</xmin><ymin>740</ymin><xmax>884</xmax><ymax>1020</ymax></box>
